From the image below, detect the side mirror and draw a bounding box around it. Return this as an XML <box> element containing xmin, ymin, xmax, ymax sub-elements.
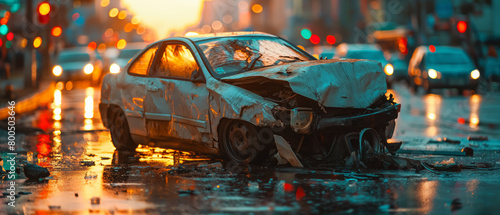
<box><xmin>191</xmin><ymin>69</ymin><xmax>205</xmax><ymax>83</ymax></box>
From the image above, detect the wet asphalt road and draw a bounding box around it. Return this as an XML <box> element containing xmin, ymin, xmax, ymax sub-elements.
<box><xmin>1</xmin><ymin>82</ymin><xmax>500</xmax><ymax>214</ymax></box>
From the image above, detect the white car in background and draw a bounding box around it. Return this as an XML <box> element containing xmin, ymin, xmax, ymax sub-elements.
<box><xmin>108</xmin><ymin>42</ymin><xmax>149</xmax><ymax>74</ymax></box>
<box><xmin>52</xmin><ymin>47</ymin><xmax>102</xmax><ymax>85</ymax></box>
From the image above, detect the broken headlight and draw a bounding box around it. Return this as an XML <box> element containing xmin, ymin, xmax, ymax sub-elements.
<box><xmin>290</xmin><ymin>108</ymin><xmax>314</xmax><ymax>134</ymax></box>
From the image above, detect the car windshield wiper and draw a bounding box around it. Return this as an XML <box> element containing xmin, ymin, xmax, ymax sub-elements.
<box><xmin>239</xmin><ymin>53</ymin><xmax>262</xmax><ymax>73</ymax></box>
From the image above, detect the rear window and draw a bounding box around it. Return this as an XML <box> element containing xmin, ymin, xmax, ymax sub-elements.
<box><xmin>58</xmin><ymin>53</ymin><xmax>90</xmax><ymax>63</ymax></box>
<box><xmin>427</xmin><ymin>52</ymin><xmax>471</xmax><ymax>65</ymax></box>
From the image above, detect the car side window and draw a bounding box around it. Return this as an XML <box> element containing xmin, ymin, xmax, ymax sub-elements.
<box><xmin>128</xmin><ymin>44</ymin><xmax>159</xmax><ymax>76</ymax></box>
<box><xmin>154</xmin><ymin>43</ymin><xmax>200</xmax><ymax>79</ymax></box>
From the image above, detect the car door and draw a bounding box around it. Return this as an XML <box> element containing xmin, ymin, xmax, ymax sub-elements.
<box><xmin>120</xmin><ymin>43</ymin><xmax>160</xmax><ymax>140</ymax></box>
<box><xmin>144</xmin><ymin>41</ymin><xmax>211</xmax><ymax>145</ymax></box>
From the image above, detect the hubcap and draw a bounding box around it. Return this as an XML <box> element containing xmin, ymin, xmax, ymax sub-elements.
<box><xmin>226</xmin><ymin>122</ymin><xmax>253</xmax><ymax>160</ymax></box>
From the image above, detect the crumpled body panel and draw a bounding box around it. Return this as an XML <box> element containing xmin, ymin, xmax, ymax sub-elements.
<box><xmin>222</xmin><ymin>59</ymin><xmax>387</xmax><ymax>109</ymax></box>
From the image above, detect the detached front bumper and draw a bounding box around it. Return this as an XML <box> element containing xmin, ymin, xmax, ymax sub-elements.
<box><xmin>316</xmin><ymin>103</ymin><xmax>401</xmax><ymax>131</ymax></box>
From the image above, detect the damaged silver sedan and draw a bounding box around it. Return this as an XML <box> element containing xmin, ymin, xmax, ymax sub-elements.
<box><xmin>99</xmin><ymin>32</ymin><xmax>401</xmax><ymax>166</ymax></box>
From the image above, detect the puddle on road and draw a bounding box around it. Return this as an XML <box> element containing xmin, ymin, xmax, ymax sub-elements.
<box><xmin>2</xmin><ymin>86</ymin><xmax>500</xmax><ymax>214</ymax></box>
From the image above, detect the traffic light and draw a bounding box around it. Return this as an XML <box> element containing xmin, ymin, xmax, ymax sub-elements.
<box><xmin>310</xmin><ymin>34</ymin><xmax>320</xmax><ymax>44</ymax></box>
<box><xmin>6</xmin><ymin>32</ymin><xmax>13</xmax><ymax>41</ymax></box>
<box><xmin>51</xmin><ymin>26</ymin><xmax>62</xmax><ymax>37</ymax></box>
<box><xmin>457</xmin><ymin>21</ymin><xmax>467</xmax><ymax>33</ymax></box>
<box><xmin>37</xmin><ymin>1</ymin><xmax>51</xmax><ymax>24</ymax></box>
<box><xmin>326</xmin><ymin>35</ymin><xmax>336</xmax><ymax>45</ymax></box>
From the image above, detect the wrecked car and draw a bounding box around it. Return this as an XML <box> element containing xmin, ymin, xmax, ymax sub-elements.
<box><xmin>99</xmin><ymin>32</ymin><xmax>401</xmax><ymax>165</ymax></box>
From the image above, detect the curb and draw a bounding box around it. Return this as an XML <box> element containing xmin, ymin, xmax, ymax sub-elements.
<box><xmin>0</xmin><ymin>82</ymin><xmax>56</xmax><ymax>120</ymax></box>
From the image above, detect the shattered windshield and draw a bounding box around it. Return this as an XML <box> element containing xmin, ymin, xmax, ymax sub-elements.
<box><xmin>195</xmin><ymin>36</ymin><xmax>311</xmax><ymax>77</ymax></box>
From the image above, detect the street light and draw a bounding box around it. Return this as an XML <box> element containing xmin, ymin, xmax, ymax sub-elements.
<box><xmin>37</xmin><ymin>1</ymin><xmax>51</xmax><ymax>24</ymax></box>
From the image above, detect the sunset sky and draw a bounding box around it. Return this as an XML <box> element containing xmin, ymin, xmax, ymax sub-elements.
<box><xmin>121</xmin><ymin>0</ymin><xmax>205</xmax><ymax>38</ymax></box>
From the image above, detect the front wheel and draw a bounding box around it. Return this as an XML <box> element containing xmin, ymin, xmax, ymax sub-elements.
<box><xmin>220</xmin><ymin>120</ymin><xmax>272</xmax><ymax>164</ymax></box>
<box><xmin>423</xmin><ymin>80</ymin><xmax>432</xmax><ymax>94</ymax></box>
<box><xmin>109</xmin><ymin>108</ymin><xmax>138</xmax><ymax>151</ymax></box>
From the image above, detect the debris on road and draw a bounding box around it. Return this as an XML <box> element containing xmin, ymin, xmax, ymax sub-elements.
<box><xmin>462</xmin><ymin>147</ymin><xmax>474</xmax><ymax>156</ymax></box>
<box><xmin>48</xmin><ymin>205</ymin><xmax>61</xmax><ymax>210</ymax></box>
<box><xmin>396</xmin><ymin>148</ymin><xmax>473</xmax><ymax>157</ymax></box>
<box><xmin>197</xmin><ymin>162</ymin><xmax>223</xmax><ymax>170</ymax></box>
<box><xmin>433</xmin><ymin>158</ymin><xmax>461</xmax><ymax>171</ymax></box>
<box><xmin>18</xmin><ymin>191</ymin><xmax>32</xmax><ymax>195</ymax></box>
<box><xmin>428</xmin><ymin>137</ymin><xmax>461</xmax><ymax>144</ymax></box>
<box><xmin>177</xmin><ymin>189</ymin><xmax>196</xmax><ymax>195</ymax></box>
<box><xmin>84</xmin><ymin>171</ymin><xmax>98</xmax><ymax>180</ymax></box>
<box><xmin>451</xmin><ymin>198</ymin><xmax>463</xmax><ymax>211</ymax></box>
<box><xmin>80</xmin><ymin>160</ymin><xmax>96</xmax><ymax>166</ymax></box>
<box><xmin>24</xmin><ymin>163</ymin><xmax>50</xmax><ymax>180</ymax></box>
<box><xmin>467</xmin><ymin>136</ymin><xmax>488</xmax><ymax>141</ymax></box>
<box><xmin>90</xmin><ymin>197</ymin><xmax>101</xmax><ymax>205</ymax></box>
<box><xmin>274</xmin><ymin>135</ymin><xmax>303</xmax><ymax>167</ymax></box>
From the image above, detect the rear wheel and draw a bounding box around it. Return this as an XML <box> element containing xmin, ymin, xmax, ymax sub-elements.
<box><xmin>220</xmin><ymin>120</ymin><xmax>271</xmax><ymax>164</ymax></box>
<box><xmin>109</xmin><ymin>108</ymin><xmax>138</xmax><ymax>151</ymax></box>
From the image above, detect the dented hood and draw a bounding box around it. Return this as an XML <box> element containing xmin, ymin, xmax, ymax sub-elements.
<box><xmin>221</xmin><ymin>59</ymin><xmax>387</xmax><ymax>109</ymax></box>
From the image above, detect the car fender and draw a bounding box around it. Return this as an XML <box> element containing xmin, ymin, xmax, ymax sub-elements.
<box><xmin>206</xmin><ymin>78</ymin><xmax>283</xmax><ymax>143</ymax></box>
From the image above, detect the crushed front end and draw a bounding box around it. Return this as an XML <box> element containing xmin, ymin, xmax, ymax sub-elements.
<box><xmin>271</xmin><ymin>94</ymin><xmax>401</xmax><ymax>166</ymax></box>
<box><xmin>222</xmin><ymin>59</ymin><xmax>400</xmax><ymax>166</ymax></box>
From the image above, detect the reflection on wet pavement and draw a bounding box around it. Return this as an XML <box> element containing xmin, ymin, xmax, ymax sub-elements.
<box><xmin>2</xmin><ymin>84</ymin><xmax>500</xmax><ymax>214</ymax></box>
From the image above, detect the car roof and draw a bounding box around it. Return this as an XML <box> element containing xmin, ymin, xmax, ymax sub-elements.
<box><xmin>159</xmin><ymin>31</ymin><xmax>277</xmax><ymax>42</ymax></box>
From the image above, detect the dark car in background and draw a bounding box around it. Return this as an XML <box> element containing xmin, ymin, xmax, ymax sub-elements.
<box><xmin>408</xmin><ymin>46</ymin><xmax>479</xmax><ymax>93</ymax></box>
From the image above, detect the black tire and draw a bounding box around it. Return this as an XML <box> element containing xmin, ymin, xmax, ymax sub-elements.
<box><xmin>220</xmin><ymin>120</ymin><xmax>271</xmax><ymax>164</ymax></box>
<box><xmin>423</xmin><ymin>80</ymin><xmax>432</xmax><ymax>94</ymax></box>
<box><xmin>409</xmin><ymin>79</ymin><xmax>418</xmax><ymax>94</ymax></box>
<box><xmin>109</xmin><ymin>108</ymin><xmax>138</xmax><ymax>151</ymax></box>
<box><xmin>457</xmin><ymin>88</ymin><xmax>467</xmax><ymax>95</ymax></box>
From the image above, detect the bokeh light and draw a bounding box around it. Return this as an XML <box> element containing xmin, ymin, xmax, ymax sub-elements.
<box><xmin>252</xmin><ymin>4</ymin><xmax>263</xmax><ymax>13</ymax></box>
<box><xmin>51</xmin><ymin>26</ymin><xmax>62</xmax><ymax>37</ymax></box>
<box><xmin>33</xmin><ymin>36</ymin><xmax>42</xmax><ymax>48</ymax></box>
<box><xmin>100</xmin><ymin>0</ymin><xmax>110</xmax><ymax>7</ymax></box>
<box><xmin>118</xmin><ymin>10</ymin><xmax>128</xmax><ymax>19</ymax></box>
<box><xmin>310</xmin><ymin>34</ymin><xmax>320</xmax><ymax>44</ymax></box>
<box><xmin>301</xmin><ymin>28</ymin><xmax>312</xmax><ymax>40</ymax></box>
<box><xmin>109</xmin><ymin>8</ymin><xmax>119</xmax><ymax>17</ymax></box>
<box><xmin>38</xmin><ymin>2</ymin><xmax>51</xmax><ymax>15</ymax></box>
<box><xmin>117</xmin><ymin>39</ymin><xmax>127</xmax><ymax>49</ymax></box>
